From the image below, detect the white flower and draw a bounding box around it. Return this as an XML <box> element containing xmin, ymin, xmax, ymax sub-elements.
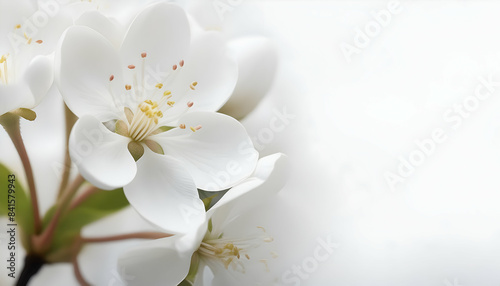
<box><xmin>0</xmin><ymin>0</ymin><xmax>58</xmax><ymax>116</ymax></box>
<box><xmin>55</xmin><ymin>2</ymin><xmax>258</xmax><ymax>234</ymax></box>
<box><xmin>218</xmin><ymin>36</ymin><xmax>278</xmax><ymax>120</ymax></box>
<box><xmin>117</xmin><ymin>153</ymin><xmax>288</xmax><ymax>286</ymax></box>
<box><xmin>187</xmin><ymin>0</ymin><xmax>279</xmax><ymax>119</ymax></box>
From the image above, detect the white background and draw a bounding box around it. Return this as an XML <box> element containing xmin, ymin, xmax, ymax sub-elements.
<box><xmin>244</xmin><ymin>1</ymin><xmax>500</xmax><ymax>285</ymax></box>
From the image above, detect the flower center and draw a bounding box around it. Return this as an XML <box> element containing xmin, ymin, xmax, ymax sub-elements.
<box><xmin>197</xmin><ymin>225</ymin><xmax>274</xmax><ymax>273</ymax></box>
<box><xmin>128</xmin><ymin>100</ymin><xmax>164</xmax><ymax>141</ymax></box>
<box><xmin>110</xmin><ymin>52</ymin><xmax>202</xmax><ymax>142</ymax></box>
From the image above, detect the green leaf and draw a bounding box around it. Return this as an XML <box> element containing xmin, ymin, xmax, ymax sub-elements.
<box><xmin>178</xmin><ymin>253</ymin><xmax>200</xmax><ymax>286</ymax></box>
<box><xmin>43</xmin><ymin>187</ymin><xmax>130</xmax><ymax>260</ymax></box>
<box><xmin>198</xmin><ymin>188</ymin><xmax>229</xmax><ymax>211</ymax></box>
<box><xmin>178</xmin><ymin>280</ymin><xmax>193</xmax><ymax>286</ymax></box>
<box><xmin>0</xmin><ymin>163</ymin><xmax>35</xmax><ymax>250</ymax></box>
<box><xmin>208</xmin><ymin>218</ymin><xmax>213</xmax><ymax>233</ymax></box>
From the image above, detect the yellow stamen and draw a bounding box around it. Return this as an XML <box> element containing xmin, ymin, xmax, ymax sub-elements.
<box><xmin>190</xmin><ymin>81</ymin><xmax>198</xmax><ymax>90</ymax></box>
<box><xmin>155</xmin><ymin>83</ymin><xmax>163</xmax><ymax>89</ymax></box>
<box><xmin>24</xmin><ymin>32</ymin><xmax>32</xmax><ymax>44</ymax></box>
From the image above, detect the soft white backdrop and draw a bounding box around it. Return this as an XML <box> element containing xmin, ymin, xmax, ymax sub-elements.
<box><xmin>244</xmin><ymin>1</ymin><xmax>500</xmax><ymax>285</ymax></box>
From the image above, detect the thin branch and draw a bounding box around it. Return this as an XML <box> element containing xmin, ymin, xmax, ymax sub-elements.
<box><xmin>32</xmin><ymin>175</ymin><xmax>85</xmax><ymax>253</ymax></box>
<box><xmin>57</xmin><ymin>105</ymin><xmax>77</xmax><ymax>198</ymax></box>
<box><xmin>81</xmin><ymin>232</ymin><xmax>172</xmax><ymax>244</ymax></box>
<box><xmin>69</xmin><ymin>185</ymin><xmax>99</xmax><ymax>210</ymax></box>
<box><xmin>72</xmin><ymin>255</ymin><xmax>90</xmax><ymax>286</ymax></box>
<box><xmin>1</xmin><ymin>114</ymin><xmax>42</xmax><ymax>234</ymax></box>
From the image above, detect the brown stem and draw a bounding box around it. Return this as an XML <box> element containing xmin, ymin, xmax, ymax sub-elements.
<box><xmin>72</xmin><ymin>254</ymin><xmax>91</xmax><ymax>286</ymax></box>
<box><xmin>0</xmin><ymin>113</ymin><xmax>42</xmax><ymax>234</ymax></box>
<box><xmin>81</xmin><ymin>232</ymin><xmax>172</xmax><ymax>244</ymax></box>
<box><xmin>32</xmin><ymin>175</ymin><xmax>85</xmax><ymax>254</ymax></box>
<box><xmin>69</xmin><ymin>185</ymin><xmax>99</xmax><ymax>210</ymax></box>
<box><xmin>57</xmin><ymin>105</ymin><xmax>77</xmax><ymax>198</ymax></box>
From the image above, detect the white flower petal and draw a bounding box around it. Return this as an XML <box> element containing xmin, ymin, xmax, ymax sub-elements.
<box><xmin>24</xmin><ymin>55</ymin><xmax>53</xmax><ymax>107</ymax></box>
<box><xmin>120</xmin><ymin>2</ymin><xmax>190</xmax><ymax>82</ymax></box>
<box><xmin>75</xmin><ymin>11</ymin><xmax>125</xmax><ymax>50</ymax></box>
<box><xmin>124</xmin><ymin>149</ymin><xmax>206</xmax><ymax>234</ymax></box>
<box><xmin>56</xmin><ymin>26</ymin><xmax>124</xmax><ymax>121</ymax></box>
<box><xmin>0</xmin><ymin>84</ymin><xmax>32</xmax><ymax>116</ymax></box>
<box><xmin>153</xmin><ymin>112</ymin><xmax>258</xmax><ymax>191</ymax></box>
<box><xmin>69</xmin><ymin>115</ymin><xmax>136</xmax><ymax>190</ymax></box>
<box><xmin>208</xmin><ymin>153</ymin><xmax>288</xmax><ymax>230</ymax></box>
<box><xmin>219</xmin><ymin>36</ymin><xmax>278</xmax><ymax>119</ymax></box>
<box><xmin>164</xmin><ymin>31</ymin><xmax>238</xmax><ymax>117</ymax></box>
<box><xmin>117</xmin><ymin>233</ymin><xmax>199</xmax><ymax>286</ymax></box>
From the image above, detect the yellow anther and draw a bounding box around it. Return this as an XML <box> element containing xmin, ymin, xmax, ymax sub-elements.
<box><xmin>163</xmin><ymin>90</ymin><xmax>171</xmax><ymax>96</ymax></box>
<box><xmin>145</xmin><ymin>99</ymin><xmax>154</xmax><ymax>105</ymax></box>
<box><xmin>155</xmin><ymin>83</ymin><xmax>163</xmax><ymax>89</ymax></box>
<box><xmin>0</xmin><ymin>55</ymin><xmax>6</xmax><ymax>63</ymax></box>
<box><xmin>15</xmin><ymin>24</ymin><xmax>21</xmax><ymax>29</ymax></box>
<box><xmin>179</xmin><ymin>124</ymin><xmax>186</xmax><ymax>129</ymax></box>
<box><xmin>24</xmin><ymin>32</ymin><xmax>32</xmax><ymax>44</ymax></box>
<box><xmin>167</xmin><ymin>101</ymin><xmax>175</xmax><ymax>107</ymax></box>
<box><xmin>190</xmin><ymin>81</ymin><xmax>198</xmax><ymax>90</ymax></box>
<box><xmin>190</xmin><ymin>125</ymin><xmax>202</xmax><ymax>132</ymax></box>
<box><xmin>125</xmin><ymin>85</ymin><xmax>132</xmax><ymax>90</ymax></box>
